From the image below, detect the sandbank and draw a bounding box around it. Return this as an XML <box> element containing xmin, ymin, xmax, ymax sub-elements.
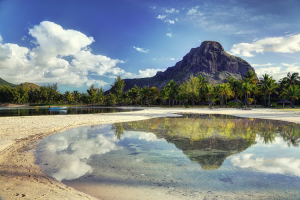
<box><xmin>0</xmin><ymin>107</ymin><xmax>300</xmax><ymax>199</ymax></box>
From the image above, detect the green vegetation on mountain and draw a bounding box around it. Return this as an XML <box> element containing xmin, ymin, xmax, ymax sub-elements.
<box><xmin>18</xmin><ymin>82</ymin><xmax>41</xmax><ymax>90</ymax></box>
<box><xmin>0</xmin><ymin>77</ymin><xmax>16</xmax><ymax>87</ymax></box>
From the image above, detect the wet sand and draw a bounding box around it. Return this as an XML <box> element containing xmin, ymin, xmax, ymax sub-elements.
<box><xmin>1</xmin><ymin>107</ymin><xmax>300</xmax><ymax>199</ymax></box>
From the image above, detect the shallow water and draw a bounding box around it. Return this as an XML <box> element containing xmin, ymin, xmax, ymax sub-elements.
<box><xmin>35</xmin><ymin>114</ymin><xmax>300</xmax><ymax>199</ymax></box>
<box><xmin>0</xmin><ymin>107</ymin><xmax>136</xmax><ymax>117</ymax></box>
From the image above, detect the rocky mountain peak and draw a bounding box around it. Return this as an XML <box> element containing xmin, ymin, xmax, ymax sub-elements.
<box><xmin>118</xmin><ymin>41</ymin><xmax>255</xmax><ymax>91</ymax></box>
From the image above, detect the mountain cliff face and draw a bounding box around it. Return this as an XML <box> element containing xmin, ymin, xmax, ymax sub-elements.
<box><xmin>122</xmin><ymin>41</ymin><xmax>255</xmax><ymax>91</ymax></box>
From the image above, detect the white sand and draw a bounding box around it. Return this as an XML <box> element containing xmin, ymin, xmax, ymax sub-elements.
<box><xmin>0</xmin><ymin>107</ymin><xmax>300</xmax><ymax>199</ymax></box>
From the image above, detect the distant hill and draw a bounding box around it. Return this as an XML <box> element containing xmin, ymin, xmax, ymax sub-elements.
<box><xmin>18</xmin><ymin>82</ymin><xmax>41</xmax><ymax>89</ymax></box>
<box><xmin>0</xmin><ymin>78</ymin><xmax>41</xmax><ymax>89</ymax></box>
<box><xmin>116</xmin><ymin>41</ymin><xmax>255</xmax><ymax>92</ymax></box>
<box><xmin>0</xmin><ymin>77</ymin><xmax>16</xmax><ymax>87</ymax></box>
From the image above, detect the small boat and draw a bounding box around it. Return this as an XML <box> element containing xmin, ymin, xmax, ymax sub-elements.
<box><xmin>48</xmin><ymin>107</ymin><xmax>68</xmax><ymax>110</ymax></box>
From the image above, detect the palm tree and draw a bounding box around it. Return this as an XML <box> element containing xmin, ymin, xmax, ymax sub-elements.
<box><xmin>72</xmin><ymin>90</ymin><xmax>80</xmax><ymax>104</ymax></box>
<box><xmin>243</xmin><ymin>70</ymin><xmax>258</xmax><ymax>84</ymax></box>
<box><xmin>63</xmin><ymin>91</ymin><xmax>74</xmax><ymax>104</ymax></box>
<box><xmin>242</xmin><ymin>82</ymin><xmax>252</xmax><ymax>100</ymax></box>
<box><xmin>160</xmin><ymin>87</ymin><xmax>168</xmax><ymax>106</ymax></box>
<box><xmin>280</xmin><ymin>85</ymin><xmax>300</xmax><ymax>108</ymax></box>
<box><xmin>87</xmin><ymin>85</ymin><xmax>97</xmax><ymax>105</ymax></box>
<box><xmin>219</xmin><ymin>83</ymin><xmax>234</xmax><ymax>108</ymax></box>
<box><xmin>203</xmin><ymin>84</ymin><xmax>215</xmax><ymax>107</ymax></box>
<box><xmin>140</xmin><ymin>86</ymin><xmax>151</xmax><ymax>106</ymax></box>
<box><xmin>150</xmin><ymin>86</ymin><xmax>160</xmax><ymax>105</ymax></box>
<box><xmin>279</xmin><ymin>72</ymin><xmax>299</xmax><ymax>87</ymax></box>
<box><xmin>128</xmin><ymin>85</ymin><xmax>140</xmax><ymax>106</ymax></box>
<box><xmin>260</xmin><ymin>74</ymin><xmax>278</xmax><ymax>108</ymax></box>
<box><xmin>227</xmin><ymin>77</ymin><xmax>241</xmax><ymax>99</ymax></box>
<box><xmin>165</xmin><ymin>80</ymin><xmax>179</xmax><ymax>106</ymax></box>
<box><xmin>251</xmin><ymin>86</ymin><xmax>261</xmax><ymax>108</ymax></box>
<box><xmin>178</xmin><ymin>81</ymin><xmax>190</xmax><ymax>106</ymax></box>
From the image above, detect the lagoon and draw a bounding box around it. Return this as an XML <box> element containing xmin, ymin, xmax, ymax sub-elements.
<box><xmin>35</xmin><ymin>114</ymin><xmax>300</xmax><ymax>199</ymax></box>
<box><xmin>0</xmin><ymin>107</ymin><xmax>137</xmax><ymax>117</ymax></box>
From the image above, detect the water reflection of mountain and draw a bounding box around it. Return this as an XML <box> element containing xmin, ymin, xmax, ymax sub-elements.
<box><xmin>170</xmin><ymin>137</ymin><xmax>251</xmax><ymax>170</ymax></box>
<box><xmin>114</xmin><ymin>114</ymin><xmax>300</xmax><ymax>170</ymax></box>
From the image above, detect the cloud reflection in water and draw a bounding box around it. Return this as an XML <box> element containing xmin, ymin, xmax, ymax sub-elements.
<box><xmin>35</xmin><ymin>125</ymin><xmax>164</xmax><ymax>181</ymax></box>
<box><xmin>231</xmin><ymin>153</ymin><xmax>300</xmax><ymax>177</ymax></box>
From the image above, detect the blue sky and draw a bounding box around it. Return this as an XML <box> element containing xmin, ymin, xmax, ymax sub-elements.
<box><xmin>0</xmin><ymin>0</ymin><xmax>300</xmax><ymax>93</ymax></box>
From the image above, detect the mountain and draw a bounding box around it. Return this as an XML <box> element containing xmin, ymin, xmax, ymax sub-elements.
<box><xmin>18</xmin><ymin>82</ymin><xmax>41</xmax><ymax>89</ymax></box>
<box><xmin>0</xmin><ymin>77</ymin><xmax>16</xmax><ymax>87</ymax></box>
<box><xmin>122</xmin><ymin>41</ymin><xmax>255</xmax><ymax>91</ymax></box>
<box><xmin>0</xmin><ymin>78</ymin><xmax>40</xmax><ymax>89</ymax></box>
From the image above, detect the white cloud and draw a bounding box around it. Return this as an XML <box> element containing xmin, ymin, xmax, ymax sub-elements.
<box><xmin>255</xmin><ymin>63</ymin><xmax>300</xmax><ymax>81</ymax></box>
<box><xmin>136</xmin><ymin>68</ymin><xmax>166</xmax><ymax>78</ymax></box>
<box><xmin>35</xmin><ymin>125</ymin><xmax>165</xmax><ymax>181</ymax></box>
<box><xmin>166</xmin><ymin>33</ymin><xmax>173</xmax><ymax>37</ymax></box>
<box><xmin>230</xmin><ymin>34</ymin><xmax>300</xmax><ymax>57</ymax></box>
<box><xmin>0</xmin><ymin>35</ymin><xmax>2</xmax><ymax>43</ymax></box>
<box><xmin>150</xmin><ymin>6</ymin><xmax>156</xmax><ymax>10</ymax></box>
<box><xmin>21</xmin><ymin>36</ymin><xmax>27</xmax><ymax>41</ymax></box>
<box><xmin>133</xmin><ymin>46</ymin><xmax>149</xmax><ymax>53</ymax></box>
<box><xmin>156</xmin><ymin>15</ymin><xmax>167</xmax><ymax>20</ymax></box>
<box><xmin>119</xmin><ymin>68</ymin><xmax>166</xmax><ymax>79</ymax></box>
<box><xmin>0</xmin><ymin>21</ymin><xmax>127</xmax><ymax>87</ymax></box>
<box><xmin>165</xmin><ymin>8</ymin><xmax>179</xmax><ymax>13</ymax></box>
<box><xmin>187</xmin><ymin>6</ymin><xmax>199</xmax><ymax>15</ymax></box>
<box><xmin>35</xmin><ymin>125</ymin><xmax>120</xmax><ymax>181</ymax></box>
<box><xmin>152</xmin><ymin>57</ymin><xmax>177</xmax><ymax>61</ymax></box>
<box><xmin>231</xmin><ymin>154</ymin><xmax>300</xmax><ymax>177</ymax></box>
<box><xmin>251</xmin><ymin>63</ymin><xmax>272</xmax><ymax>67</ymax></box>
<box><xmin>165</xmin><ymin>19</ymin><xmax>175</xmax><ymax>24</ymax></box>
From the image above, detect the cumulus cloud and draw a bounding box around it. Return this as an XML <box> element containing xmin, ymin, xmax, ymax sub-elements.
<box><xmin>231</xmin><ymin>154</ymin><xmax>300</xmax><ymax>177</ymax></box>
<box><xmin>156</xmin><ymin>15</ymin><xmax>167</xmax><ymax>20</ymax></box>
<box><xmin>0</xmin><ymin>21</ymin><xmax>127</xmax><ymax>87</ymax></box>
<box><xmin>187</xmin><ymin>6</ymin><xmax>200</xmax><ymax>15</ymax></box>
<box><xmin>116</xmin><ymin>68</ymin><xmax>166</xmax><ymax>79</ymax></box>
<box><xmin>251</xmin><ymin>63</ymin><xmax>272</xmax><ymax>67</ymax></box>
<box><xmin>133</xmin><ymin>46</ymin><xmax>149</xmax><ymax>53</ymax></box>
<box><xmin>0</xmin><ymin>35</ymin><xmax>2</xmax><ymax>43</ymax></box>
<box><xmin>165</xmin><ymin>8</ymin><xmax>179</xmax><ymax>13</ymax></box>
<box><xmin>164</xmin><ymin>19</ymin><xmax>175</xmax><ymax>24</ymax></box>
<box><xmin>255</xmin><ymin>63</ymin><xmax>300</xmax><ymax>81</ymax></box>
<box><xmin>135</xmin><ymin>68</ymin><xmax>166</xmax><ymax>78</ymax></box>
<box><xmin>230</xmin><ymin>34</ymin><xmax>300</xmax><ymax>57</ymax></box>
<box><xmin>166</xmin><ymin>33</ymin><xmax>173</xmax><ymax>37</ymax></box>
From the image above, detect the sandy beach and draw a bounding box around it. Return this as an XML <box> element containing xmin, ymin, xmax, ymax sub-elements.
<box><xmin>1</xmin><ymin>107</ymin><xmax>300</xmax><ymax>200</ymax></box>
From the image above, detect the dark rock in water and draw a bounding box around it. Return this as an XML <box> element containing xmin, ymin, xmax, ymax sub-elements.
<box><xmin>121</xmin><ymin>41</ymin><xmax>255</xmax><ymax>91</ymax></box>
<box><xmin>219</xmin><ymin>177</ymin><xmax>233</xmax><ymax>184</ymax></box>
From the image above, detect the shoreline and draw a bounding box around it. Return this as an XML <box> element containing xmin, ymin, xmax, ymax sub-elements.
<box><xmin>1</xmin><ymin>107</ymin><xmax>300</xmax><ymax>199</ymax></box>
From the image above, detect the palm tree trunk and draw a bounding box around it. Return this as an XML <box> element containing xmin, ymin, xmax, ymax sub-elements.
<box><xmin>265</xmin><ymin>96</ymin><xmax>267</xmax><ymax>107</ymax></box>
<box><xmin>225</xmin><ymin>95</ymin><xmax>227</xmax><ymax>108</ymax></box>
<box><xmin>268</xmin><ymin>93</ymin><xmax>271</xmax><ymax>108</ymax></box>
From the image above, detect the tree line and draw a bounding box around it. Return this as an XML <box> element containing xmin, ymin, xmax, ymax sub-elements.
<box><xmin>0</xmin><ymin>71</ymin><xmax>300</xmax><ymax>108</ymax></box>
